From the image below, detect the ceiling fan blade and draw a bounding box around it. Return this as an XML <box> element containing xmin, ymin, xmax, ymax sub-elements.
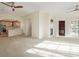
<box><xmin>1</xmin><ymin>2</ymin><xmax>11</xmax><ymax>7</ymax></box>
<box><xmin>66</xmin><ymin>9</ymin><xmax>79</xmax><ymax>13</ymax></box>
<box><xmin>14</xmin><ymin>6</ymin><xmax>23</xmax><ymax>8</ymax></box>
<box><xmin>11</xmin><ymin>2</ymin><xmax>14</xmax><ymax>7</ymax></box>
<box><xmin>66</xmin><ymin>9</ymin><xmax>74</xmax><ymax>13</ymax></box>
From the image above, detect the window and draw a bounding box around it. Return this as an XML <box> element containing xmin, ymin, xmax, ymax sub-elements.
<box><xmin>71</xmin><ymin>20</ymin><xmax>79</xmax><ymax>37</ymax></box>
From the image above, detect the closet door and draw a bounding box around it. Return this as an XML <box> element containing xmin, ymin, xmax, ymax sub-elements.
<box><xmin>59</xmin><ymin>21</ymin><xmax>65</xmax><ymax>36</ymax></box>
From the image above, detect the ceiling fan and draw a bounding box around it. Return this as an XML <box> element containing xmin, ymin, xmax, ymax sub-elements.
<box><xmin>68</xmin><ymin>5</ymin><xmax>79</xmax><ymax>12</ymax></box>
<box><xmin>1</xmin><ymin>2</ymin><xmax>23</xmax><ymax>11</ymax></box>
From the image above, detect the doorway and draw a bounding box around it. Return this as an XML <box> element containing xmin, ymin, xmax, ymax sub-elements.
<box><xmin>59</xmin><ymin>21</ymin><xmax>65</xmax><ymax>36</ymax></box>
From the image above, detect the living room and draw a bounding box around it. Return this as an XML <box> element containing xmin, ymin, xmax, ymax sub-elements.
<box><xmin>0</xmin><ymin>2</ymin><xmax>79</xmax><ymax>57</ymax></box>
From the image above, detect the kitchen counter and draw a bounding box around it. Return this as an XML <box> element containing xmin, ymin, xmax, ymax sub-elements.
<box><xmin>6</xmin><ymin>27</ymin><xmax>22</xmax><ymax>37</ymax></box>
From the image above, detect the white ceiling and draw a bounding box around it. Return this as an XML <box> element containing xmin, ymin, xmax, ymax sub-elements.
<box><xmin>0</xmin><ymin>2</ymin><xmax>79</xmax><ymax>16</ymax></box>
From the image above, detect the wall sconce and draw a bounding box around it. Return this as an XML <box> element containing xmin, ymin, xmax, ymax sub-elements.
<box><xmin>50</xmin><ymin>19</ymin><xmax>53</xmax><ymax>22</ymax></box>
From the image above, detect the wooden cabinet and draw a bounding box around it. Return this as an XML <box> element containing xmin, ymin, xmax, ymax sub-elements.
<box><xmin>12</xmin><ymin>21</ymin><xmax>20</xmax><ymax>27</ymax></box>
<box><xmin>0</xmin><ymin>20</ymin><xmax>20</xmax><ymax>27</ymax></box>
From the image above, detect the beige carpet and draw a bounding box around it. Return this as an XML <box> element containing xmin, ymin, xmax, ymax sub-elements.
<box><xmin>0</xmin><ymin>35</ymin><xmax>79</xmax><ymax>57</ymax></box>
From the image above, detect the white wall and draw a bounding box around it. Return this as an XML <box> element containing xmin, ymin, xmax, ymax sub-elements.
<box><xmin>22</xmin><ymin>11</ymin><xmax>39</xmax><ymax>38</ymax></box>
<box><xmin>22</xmin><ymin>11</ymin><xmax>50</xmax><ymax>39</ymax></box>
<box><xmin>39</xmin><ymin>11</ymin><xmax>50</xmax><ymax>39</ymax></box>
<box><xmin>22</xmin><ymin>17</ymin><xmax>32</xmax><ymax>36</ymax></box>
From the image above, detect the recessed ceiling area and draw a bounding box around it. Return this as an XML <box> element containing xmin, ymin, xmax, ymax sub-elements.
<box><xmin>0</xmin><ymin>2</ymin><xmax>79</xmax><ymax>16</ymax></box>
